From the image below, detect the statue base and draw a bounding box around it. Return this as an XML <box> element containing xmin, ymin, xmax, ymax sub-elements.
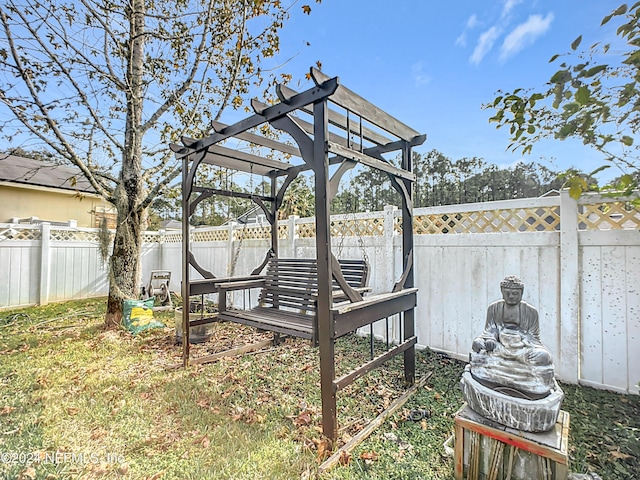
<box><xmin>460</xmin><ymin>370</ymin><xmax>564</xmax><ymax>432</ymax></box>
<box><xmin>453</xmin><ymin>404</ymin><xmax>569</xmax><ymax>480</ymax></box>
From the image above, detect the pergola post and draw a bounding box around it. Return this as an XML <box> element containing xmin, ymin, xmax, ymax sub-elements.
<box><xmin>401</xmin><ymin>143</ymin><xmax>416</xmax><ymax>384</ymax></box>
<box><xmin>313</xmin><ymin>98</ymin><xmax>337</xmax><ymax>441</ymax></box>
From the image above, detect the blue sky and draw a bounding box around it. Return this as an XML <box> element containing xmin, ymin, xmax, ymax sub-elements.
<box><xmin>266</xmin><ymin>0</ymin><xmax>624</xmax><ymax>181</ymax></box>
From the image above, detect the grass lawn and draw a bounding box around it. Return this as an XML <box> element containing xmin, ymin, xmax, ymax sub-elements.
<box><xmin>0</xmin><ymin>298</ymin><xmax>638</xmax><ymax>479</ymax></box>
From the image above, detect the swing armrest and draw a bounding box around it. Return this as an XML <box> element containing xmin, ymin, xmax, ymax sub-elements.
<box><xmin>216</xmin><ymin>278</ymin><xmax>266</xmax><ymax>291</ymax></box>
<box><xmin>329</xmin><ymin>286</ymin><xmax>372</xmax><ymax>302</ymax></box>
<box><xmin>189</xmin><ymin>275</ymin><xmax>265</xmax><ymax>295</ymax></box>
<box><xmin>331</xmin><ymin>288</ymin><xmax>418</xmax><ymax>339</ymax></box>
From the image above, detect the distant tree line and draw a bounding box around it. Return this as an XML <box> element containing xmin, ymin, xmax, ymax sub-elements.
<box><xmin>7</xmin><ymin>147</ymin><xmax>597</xmax><ymax>227</ymax></box>
<box><xmin>100</xmin><ymin>149</ymin><xmax>603</xmax><ymax>225</ymax></box>
<box><xmin>330</xmin><ymin>150</ymin><xmax>586</xmax><ymax>214</ymax></box>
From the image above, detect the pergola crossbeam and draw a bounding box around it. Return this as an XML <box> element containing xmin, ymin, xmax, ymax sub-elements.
<box><xmin>328</xmin><ymin>141</ymin><xmax>415</xmax><ymax>181</ymax></box>
<box><xmin>211</xmin><ymin>121</ymin><xmax>301</xmax><ymax>157</ymax></box>
<box><xmin>175</xmin><ymin>77</ymin><xmax>338</xmax><ymax>157</ymax></box>
<box><xmin>310</xmin><ymin>67</ymin><xmax>422</xmax><ymax>142</ymax></box>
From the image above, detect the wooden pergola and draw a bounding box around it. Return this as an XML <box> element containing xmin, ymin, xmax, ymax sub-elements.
<box><xmin>171</xmin><ymin>67</ymin><xmax>426</xmax><ymax>441</ymax></box>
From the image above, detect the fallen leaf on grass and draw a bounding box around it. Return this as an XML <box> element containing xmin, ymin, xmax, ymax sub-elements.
<box><xmin>339</xmin><ymin>450</ymin><xmax>352</xmax><ymax>465</ymax></box>
<box><xmin>609</xmin><ymin>449</ymin><xmax>633</xmax><ymax>460</ymax></box>
<box><xmin>194</xmin><ymin>435</ymin><xmax>210</xmax><ymax>448</ymax></box>
<box><xmin>146</xmin><ymin>471</ymin><xmax>164</xmax><ymax>480</ymax></box>
<box><xmin>91</xmin><ymin>462</ymin><xmax>109</xmax><ymax>476</ymax></box>
<box><xmin>297</xmin><ymin>411</ymin><xmax>312</xmax><ymax>426</ymax></box>
<box><xmin>67</xmin><ymin>407</ymin><xmax>79</xmax><ymax>416</ymax></box>
<box><xmin>0</xmin><ymin>406</ymin><xmax>16</xmax><ymax>415</ymax></box>
<box><xmin>19</xmin><ymin>466</ymin><xmax>36</xmax><ymax>479</ymax></box>
<box><xmin>313</xmin><ymin>437</ymin><xmax>332</xmax><ymax>462</ymax></box>
<box><xmin>359</xmin><ymin>451</ymin><xmax>379</xmax><ymax>461</ymax></box>
<box><xmin>420</xmin><ymin>419</ymin><xmax>428</xmax><ymax>430</ymax></box>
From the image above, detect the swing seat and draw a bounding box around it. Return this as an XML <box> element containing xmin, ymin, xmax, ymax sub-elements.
<box><xmin>216</xmin><ymin>257</ymin><xmax>371</xmax><ymax>341</ymax></box>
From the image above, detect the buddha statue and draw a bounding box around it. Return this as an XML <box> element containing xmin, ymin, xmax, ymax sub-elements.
<box><xmin>469</xmin><ymin>275</ymin><xmax>555</xmax><ymax>399</ymax></box>
<box><xmin>460</xmin><ymin>275</ymin><xmax>563</xmax><ymax>432</ymax></box>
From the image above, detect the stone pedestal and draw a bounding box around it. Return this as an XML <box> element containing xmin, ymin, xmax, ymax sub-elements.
<box><xmin>460</xmin><ymin>370</ymin><xmax>564</xmax><ymax>432</ymax></box>
<box><xmin>454</xmin><ymin>404</ymin><xmax>569</xmax><ymax>480</ymax></box>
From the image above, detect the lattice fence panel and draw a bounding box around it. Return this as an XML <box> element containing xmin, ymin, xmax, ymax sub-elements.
<box><xmin>2</xmin><ymin>228</ymin><xmax>42</xmax><ymax>241</ymax></box>
<box><xmin>192</xmin><ymin>229</ymin><xmax>228</xmax><ymax>242</ymax></box>
<box><xmin>330</xmin><ymin>218</ymin><xmax>385</xmax><ymax>238</ymax></box>
<box><xmin>163</xmin><ymin>233</ymin><xmax>183</xmax><ymax>243</ymax></box>
<box><xmin>235</xmin><ymin>225</ymin><xmax>271</xmax><ymax>241</ymax></box>
<box><xmin>578</xmin><ymin>202</ymin><xmax>640</xmax><ymax>231</ymax></box>
<box><xmin>297</xmin><ymin>222</ymin><xmax>316</xmax><ymax>238</ymax></box>
<box><xmin>277</xmin><ymin>224</ymin><xmax>289</xmax><ymax>239</ymax></box>
<box><xmin>142</xmin><ymin>233</ymin><xmax>160</xmax><ymax>243</ymax></box>
<box><xmin>50</xmin><ymin>229</ymin><xmax>99</xmax><ymax>242</ymax></box>
<box><xmin>412</xmin><ymin>207</ymin><xmax>561</xmax><ymax>234</ymax></box>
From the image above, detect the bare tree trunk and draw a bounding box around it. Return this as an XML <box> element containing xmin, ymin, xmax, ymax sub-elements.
<box><xmin>105</xmin><ymin>0</ymin><xmax>146</xmax><ymax>328</ymax></box>
<box><xmin>105</xmin><ymin>188</ymin><xmax>145</xmax><ymax>327</ymax></box>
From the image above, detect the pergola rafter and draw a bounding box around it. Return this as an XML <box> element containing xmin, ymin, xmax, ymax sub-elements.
<box><xmin>172</xmin><ymin>67</ymin><xmax>426</xmax><ymax>441</ymax></box>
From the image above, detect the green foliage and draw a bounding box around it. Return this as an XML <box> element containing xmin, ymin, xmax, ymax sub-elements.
<box><xmin>332</xmin><ymin>150</ymin><xmax>570</xmax><ymax>212</ymax></box>
<box><xmin>486</xmin><ymin>3</ymin><xmax>640</xmax><ymax>201</ymax></box>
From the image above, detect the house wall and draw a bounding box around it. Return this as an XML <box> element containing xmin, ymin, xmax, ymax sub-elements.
<box><xmin>0</xmin><ymin>182</ymin><xmax>113</xmax><ymax>227</ymax></box>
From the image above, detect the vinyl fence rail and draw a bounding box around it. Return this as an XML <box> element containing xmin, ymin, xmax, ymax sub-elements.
<box><xmin>1</xmin><ymin>190</ymin><xmax>638</xmax><ymax>394</ymax></box>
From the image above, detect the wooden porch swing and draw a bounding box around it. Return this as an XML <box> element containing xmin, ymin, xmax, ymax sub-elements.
<box><xmin>171</xmin><ymin>67</ymin><xmax>426</xmax><ymax>441</ymax></box>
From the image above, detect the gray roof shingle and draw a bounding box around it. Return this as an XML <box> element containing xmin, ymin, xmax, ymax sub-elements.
<box><xmin>0</xmin><ymin>155</ymin><xmax>97</xmax><ymax>194</ymax></box>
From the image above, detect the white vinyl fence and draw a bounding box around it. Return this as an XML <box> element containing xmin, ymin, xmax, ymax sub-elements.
<box><xmin>1</xmin><ymin>191</ymin><xmax>638</xmax><ymax>394</ymax></box>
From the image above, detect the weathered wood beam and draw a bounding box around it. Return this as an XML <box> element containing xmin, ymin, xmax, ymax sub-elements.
<box><xmin>311</xmin><ymin>67</ymin><xmax>422</xmax><ymax>142</ymax></box>
<box><xmin>210</xmin><ymin>121</ymin><xmax>301</xmax><ymax>157</ymax></box>
<box><xmin>333</xmin><ymin>336</ymin><xmax>417</xmax><ymax>392</ymax></box>
<box><xmin>329</xmin><ymin>159</ymin><xmax>357</xmax><ymax>202</ymax></box>
<box><xmin>207</xmin><ymin>144</ymin><xmax>291</xmax><ymax>174</ymax></box>
<box><xmin>192</xmin><ymin>186</ymin><xmax>274</xmax><ymax>203</ymax></box>
<box><xmin>174</xmin><ymin>77</ymin><xmax>338</xmax><ymax>157</ymax></box>
<box><xmin>328</xmin><ymin>141</ymin><xmax>415</xmax><ymax>181</ymax></box>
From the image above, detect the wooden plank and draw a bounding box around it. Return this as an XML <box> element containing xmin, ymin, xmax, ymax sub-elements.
<box><xmin>206</xmin><ymin>144</ymin><xmax>292</xmax><ymax>171</ymax></box>
<box><xmin>168</xmin><ymin>338</ymin><xmax>273</xmax><ymax>369</ymax></box>
<box><xmin>318</xmin><ymin>372</ymin><xmax>432</xmax><ymax>473</ymax></box>
<box><xmin>333</xmin><ymin>336</ymin><xmax>417</xmax><ymax>391</ymax></box>
<box><xmin>454</xmin><ymin>423</ymin><xmax>464</xmax><ymax>480</ymax></box>
<box><xmin>210</xmin><ymin>121</ymin><xmax>301</xmax><ymax>157</ymax></box>
<box><xmin>454</xmin><ymin>416</ymin><xmax>569</xmax><ymax>465</ymax></box>
<box><xmin>174</xmin><ymin>77</ymin><xmax>338</xmax><ymax>157</ymax></box>
<box><xmin>328</xmin><ymin>142</ymin><xmax>415</xmax><ymax>181</ymax></box>
<box><xmin>310</xmin><ymin>67</ymin><xmax>422</xmax><ymax>142</ymax></box>
<box><xmin>296</xmin><ymin>105</ymin><xmax>393</xmax><ymax>147</ymax></box>
<box><xmin>332</xmin><ymin>290</ymin><xmax>417</xmax><ymax>338</ymax></box>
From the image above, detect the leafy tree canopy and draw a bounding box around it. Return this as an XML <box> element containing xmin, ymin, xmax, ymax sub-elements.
<box><xmin>486</xmin><ymin>3</ymin><xmax>640</xmax><ymax>203</ymax></box>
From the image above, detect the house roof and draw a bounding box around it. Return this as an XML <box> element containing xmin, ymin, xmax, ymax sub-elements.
<box><xmin>0</xmin><ymin>154</ymin><xmax>98</xmax><ymax>194</ymax></box>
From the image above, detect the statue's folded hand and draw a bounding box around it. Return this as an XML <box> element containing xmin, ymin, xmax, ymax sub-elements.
<box><xmin>484</xmin><ymin>338</ymin><xmax>497</xmax><ymax>352</ymax></box>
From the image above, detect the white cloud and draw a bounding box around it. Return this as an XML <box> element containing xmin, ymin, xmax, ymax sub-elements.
<box><xmin>502</xmin><ymin>0</ymin><xmax>523</xmax><ymax>19</ymax></box>
<box><xmin>470</xmin><ymin>26</ymin><xmax>500</xmax><ymax>65</ymax></box>
<box><xmin>411</xmin><ymin>61</ymin><xmax>431</xmax><ymax>87</ymax></box>
<box><xmin>499</xmin><ymin>13</ymin><xmax>554</xmax><ymax>61</ymax></box>
<box><xmin>456</xmin><ymin>14</ymin><xmax>479</xmax><ymax>47</ymax></box>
